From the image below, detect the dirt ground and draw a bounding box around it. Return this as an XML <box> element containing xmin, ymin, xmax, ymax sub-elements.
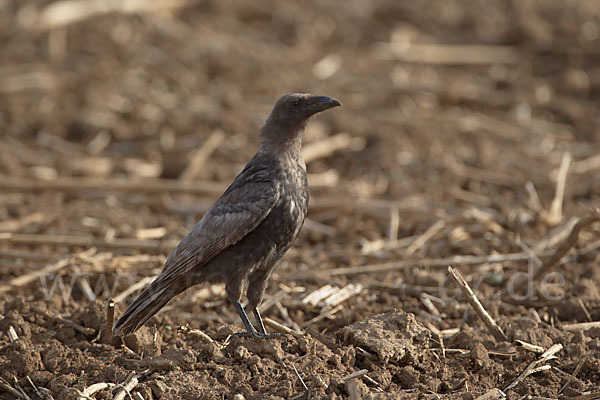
<box><xmin>1</xmin><ymin>0</ymin><xmax>600</xmax><ymax>399</ymax></box>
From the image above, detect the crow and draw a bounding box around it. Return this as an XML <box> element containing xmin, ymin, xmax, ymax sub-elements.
<box><xmin>113</xmin><ymin>93</ymin><xmax>341</xmax><ymax>339</ymax></box>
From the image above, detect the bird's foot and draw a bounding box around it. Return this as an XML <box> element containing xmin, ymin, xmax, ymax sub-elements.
<box><xmin>230</xmin><ymin>300</ymin><xmax>286</xmax><ymax>340</ymax></box>
<box><xmin>234</xmin><ymin>331</ymin><xmax>285</xmax><ymax>340</ymax></box>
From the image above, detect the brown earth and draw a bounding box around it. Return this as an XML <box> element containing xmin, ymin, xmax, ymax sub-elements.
<box><xmin>1</xmin><ymin>0</ymin><xmax>600</xmax><ymax>399</ymax></box>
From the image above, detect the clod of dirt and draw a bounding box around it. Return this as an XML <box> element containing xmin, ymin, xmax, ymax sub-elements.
<box><xmin>508</xmin><ymin>317</ymin><xmax>553</xmax><ymax>348</ymax></box>
<box><xmin>122</xmin><ymin>326</ymin><xmax>160</xmax><ymax>356</ymax></box>
<box><xmin>337</xmin><ymin>309</ymin><xmax>430</xmax><ymax>364</ymax></box>
<box><xmin>0</xmin><ymin>309</ymin><xmax>32</xmax><ymax>338</ymax></box>
<box><xmin>0</xmin><ymin>337</ymin><xmax>43</xmax><ymax>377</ymax></box>
<box><xmin>3</xmin><ymin>296</ymin><xmax>31</xmax><ymax>315</ymax></box>
<box><xmin>71</xmin><ymin>301</ymin><xmax>106</xmax><ymax>334</ymax></box>
<box><xmin>134</xmin><ymin>383</ymin><xmax>154</xmax><ymax>400</ymax></box>
<box><xmin>394</xmin><ymin>366</ymin><xmax>419</xmax><ymax>388</ymax></box>
<box><xmin>140</xmin><ymin>346</ymin><xmax>196</xmax><ymax>372</ymax></box>
<box><xmin>148</xmin><ymin>379</ymin><xmax>169</xmax><ymax>398</ymax></box>
<box><xmin>234</xmin><ymin>344</ymin><xmax>251</xmax><ymax>360</ymax></box>
<box><xmin>469</xmin><ymin>341</ymin><xmax>490</xmax><ymax>368</ymax></box>
<box><xmin>447</xmin><ymin>329</ymin><xmax>482</xmax><ymax>349</ymax></box>
<box><xmin>41</xmin><ymin>341</ymin><xmax>68</xmax><ymax>373</ymax></box>
<box><xmin>226</xmin><ymin>336</ymin><xmax>286</xmax><ymax>362</ymax></box>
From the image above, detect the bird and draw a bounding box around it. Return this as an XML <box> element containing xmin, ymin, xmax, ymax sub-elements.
<box><xmin>113</xmin><ymin>93</ymin><xmax>341</xmax><ymax>339</ymax></box>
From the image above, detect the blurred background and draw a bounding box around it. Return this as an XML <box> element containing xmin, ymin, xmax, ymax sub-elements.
<box><xmin>1</xmin><ymin>0</ymin><xmax>600</xmax><ymax>397</ymax></box>
<box><xmin>2</xmin><ymin>0</ymin><xmax>600</xmax><ymax>216</ymax></box>
<box><xmin>1</xmin><ymin>0</ymin><xmax>599</xmax><ymax>203</ymax></box>
<box><xmin>2</xmin><ymin>0</ymin><xmax>599</xmax><ymax>274</ymax></box>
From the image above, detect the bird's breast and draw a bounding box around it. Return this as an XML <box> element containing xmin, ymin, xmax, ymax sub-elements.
<box><xmin>262</xmin><ymin>166</ymin><xmax>308</xmax><ymax>250</ymax></box>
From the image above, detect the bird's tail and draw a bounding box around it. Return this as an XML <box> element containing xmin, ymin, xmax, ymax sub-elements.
<box><xmin>112</xmin><ymin>276</ymin><xmax>187</xmax><ymax>336</ymax></box>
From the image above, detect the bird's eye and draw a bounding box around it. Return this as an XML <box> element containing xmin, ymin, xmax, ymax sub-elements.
<box><xmin>291</xmin><ymin>100</ymin><xmax>300</xmax><ymax>107</ymax></box>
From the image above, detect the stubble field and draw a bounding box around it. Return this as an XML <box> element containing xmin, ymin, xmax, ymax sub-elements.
<box><xmin>1</xmin><ymin>0</ymin><xmax>600</xmax><ymax>398</ymax></box>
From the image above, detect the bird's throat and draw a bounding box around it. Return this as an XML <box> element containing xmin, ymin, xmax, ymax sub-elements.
<box><xmin>259</xmin><ymin>123</ymin><xmax>304</xmax><ymax>154</ymax></box>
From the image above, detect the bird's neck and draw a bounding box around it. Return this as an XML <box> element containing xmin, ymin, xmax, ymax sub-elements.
<box><xmin>259</xmin><ymin>121</ymin><xmax>304</xmax><ymax>155</ymax></box>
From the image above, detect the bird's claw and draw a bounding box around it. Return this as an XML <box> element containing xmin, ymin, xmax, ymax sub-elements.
<box><xmin>234</xmin><ymin>331</ymin><xmax>285</xmax><ymax>340</ymax></box>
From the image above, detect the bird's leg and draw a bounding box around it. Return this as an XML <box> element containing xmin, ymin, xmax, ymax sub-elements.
<box><xmin>231</xmin><ymin>300</ymin><xmax>262</xmax><ymax>339</ymax></box>
<box><xmin>253</xmin><ymin>308</ymin><xmax>268</xmax><ymax>335</ymax></box>
<box><xmin>253</xmin><ymin>308</ymin><xmax>283</xmax><ymax>338</ymax></box>
<box><xmin>230</xmin><ymin>300</ymin><xmax>283</xmax><ymax>339</ymax></box>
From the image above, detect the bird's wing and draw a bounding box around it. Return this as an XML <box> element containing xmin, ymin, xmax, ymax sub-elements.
<box><xmin>156</xmin><ymin>167</ymin><xmax>280</xmax><ymax>283</ymax></box>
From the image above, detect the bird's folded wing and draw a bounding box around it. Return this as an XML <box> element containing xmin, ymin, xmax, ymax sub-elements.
<box><xmin>156</xmin><ymin>180</ymin><xmax>280</xmax><ymax>282</ymax></box>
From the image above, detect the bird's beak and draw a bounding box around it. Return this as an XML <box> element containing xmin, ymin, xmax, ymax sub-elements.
<box><xmin>307</xmin><ymin>95</ymin><xmax>342</xmax><ymax>114</ymax></box>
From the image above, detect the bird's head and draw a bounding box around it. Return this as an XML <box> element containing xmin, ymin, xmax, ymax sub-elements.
<box><xmin>260</xmin><ymin>93</ymin><xmax>341</xmax><ymax>150</ymax></box>
<box><xmin>267</xmin><ymin>93</ymin><xmax>342</xmax><ymax>128</ymax></box>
